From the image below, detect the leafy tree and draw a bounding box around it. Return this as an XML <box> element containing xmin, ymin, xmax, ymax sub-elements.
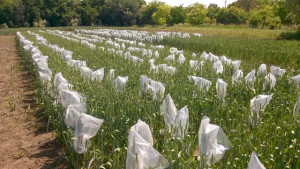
<box><xmin>217</xmin><ymin>7</ymin><xmax>247</xmax><ymax>25</ymax></box>
<box><xmin>138</xmin><ymin>0</ymin><xmax>165</xmax><ymax>25</ymax></box>
<box><xmin>169</xmin><ymin>5</ymin><xmax>186</xmax><ymax>25</ymax></box>
<box><xmin>266</xmin><ymin>16</ymin><xmax>281</xmax><ymax>29</ymax></box>
<box><xmin>207</xmin><ymin>3</ymin><xmax>220</xmax><ymax>25</ymax></box>
<box><xmin>0</xmin><ymin>0</ymin><xmax>25</xmax><ymax>27</ymax></box>
<box><xmin>249</xmin><ymin>10</ymin><xmax>262</xmax><ymax>27</ymax></box>
<box><xmin>257</xmin><ymin>6</ymin><xmax>274</xmax><ymax>28</ymax></box>
<box><xmin>186</xmin><ymin>3</ymin><xmax>207</xmax><ymax>25</ymax></box>
<box><xmin>22</xmin><ymin>0</ymin><xmax>44</xmax><ymax>26</ymax></box>
<box><xmin>272</xmin><ymin>0</ymin><xmax>292</xmax><ymax>24</ymax></box>
<box><xmin>233</xmin><ymin>0</ymin><xmax>270</xmax><ymax>11</ymax></box>
<box><xmin>102</xmin><ymin>0</ymin><xmax>143</xmax><ymax>26</ymax></box>
<box><xmin>285</xmin><ymin>0</ymin><xmax>300</xmax><ymax>24</ymax></box>
<box><xmin>152</xmin><ymin>4</ymin><xmax>172</xmax><ymax>25</ymax></box>
<box><xmin>79</xmin><ymin>0</ymin><xmax>98</xmax><ymax>26</ymax></box>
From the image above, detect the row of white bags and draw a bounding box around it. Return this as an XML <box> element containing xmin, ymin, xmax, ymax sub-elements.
<box><xmin>18</xmin><ymin>32</ymin><xmax>104</xmax><ymax>154</ymax></box>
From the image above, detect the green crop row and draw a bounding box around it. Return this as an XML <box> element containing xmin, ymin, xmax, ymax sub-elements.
<box><xmin>18</xmin><ymin>29</ymin><xmax>300</xmax><ymax>168</ymax></box>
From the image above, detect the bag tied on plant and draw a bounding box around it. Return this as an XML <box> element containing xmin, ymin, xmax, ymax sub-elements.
<box><xmin>126</xmin><ymin>120</ymin><xmax>169</xmax><ymax>169</ymax></box>
<box><xmin>248</xmin><ymin>152</ymin><xmax>266</xmax><ymax>169</ymax></box>
<box><xmin>162</xmin><ymin>94</ymin><xmax>189</xmax><ymax>138</ymax></box>
<box><xmin>197</xmin><ymin>116</ymin><xmax>231</xmax><ymax>165</ymax></box>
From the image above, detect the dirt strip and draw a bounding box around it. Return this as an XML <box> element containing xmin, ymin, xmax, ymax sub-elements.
<box><xmin>0</xmin><ymin>36</ymin><xmax>65</xmax><ymax>169</ymax></box>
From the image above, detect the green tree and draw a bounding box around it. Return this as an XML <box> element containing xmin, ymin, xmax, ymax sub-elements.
<box><xmin>257</xmin><ymin>6</ymin><xmax>273</xmax><ymax>28</ymax></box>
<box><xmin>79</xmin><ymin>0</ymin><xmax>98</xmax><ymax>26</ymax></box>
<box><xmin>285</xmin><ymin>0</ymin><xmax>300</xmax><ymax>24</ymax></box>
<box><xmin>248</xmin><ymin>10</ymin><xmax>262</xmax><ymax>27</ymax></box>
<box><xmin>233</xmin><ymin>0</ymin><xmax>270</xmax><ymax>11</ymax></box>
<box><xmin>265</xmin><ymin>16</ymin><xmax>281</xmax><ymax>29</ymax></box>
<box><xmin>272</xmin><ymin>0</ymin><xmax>292</xmax><ymax>24</ymax></box>
<box><xmin>186</xmin><ymin>3</ymin><xmax>207</xmax><ymax>25</ymax></box>
<box><xmin>23</xmin><ymin>0</ymin><xmax>44</xmax><ymax>26</ymax></box>
<box><xmin>152</xmin><ymin>4</ymin><xmax>172</xmax><ymax>25</ymax></box>
<box><xmin>169</xmin><ymin>5</ymin><xmax>186</xmax><ymax>25</ymax></box>
<box><xmin>138</xmin><ymin>0</ymin><xmax>165</xmax><ymax>25</ymax></box>
<box><xmin>216</xmin><ymin>7</ymin><xmax>247</xmax><ymax>25</ymax></box>
<box><xmin>0</xmin><ymin>0</ymin><xmax>24</xmax><ymax>27</ymax></box>
<box><xmin>102</xmin><ymin>0</ymin><xmax>143</xmax><ymax>26</ymax></box>
<box><xmin>206</xmin><ymin>3</ymin><xmax>220</xmax><ymax>25</ymax></box>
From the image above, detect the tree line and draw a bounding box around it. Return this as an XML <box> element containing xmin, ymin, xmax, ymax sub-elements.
<box><xmin>0</xmin><ymin>0</ymin><xmax>299</xmax><ymax>29</ymax></box>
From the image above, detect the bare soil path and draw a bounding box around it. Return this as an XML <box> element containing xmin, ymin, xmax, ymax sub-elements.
<box><xmin>0</xmin><ymin>36</ymin><xmax>65</xmax><ymax>169</ymax></box>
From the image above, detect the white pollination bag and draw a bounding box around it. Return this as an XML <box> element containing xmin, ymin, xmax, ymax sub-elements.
<box><xmin>139</xmin><ymin>75</ymin><xmax>152</xmax><ymax>96</ymax></box>
<box><xmin>293</xmin><ymin>95</ymin><xmax>300</xmax><ymax>116</ymax></box>
<box><xmin>189</xmin><ymin>60</ymin><xmax>199</xmax><ymax>69</ymax></box>
<box><xmin>162</xmin><ymin>94</ymin><xmax>189</xmax><ymax>138</ymax></box>
<box><xmin>200</xmin><ymin>51</ymin><xmax>208</xmax><ymax>60</ymax></box>
<box><xmin>250</xmin><ymin>94</ymin><xmax>273</xmax><ymax>124</ymax></box>
<box><xmin>220</xmin><ymin>55</ymin><xmax>232</xmax><ymax>66</ymax></box>
<box><xmin>39</xmin><ymin>72</ymin><xmax>51</xmax><ymax>82</ymax></box>
<box><xmin>79</xmin><ymin>66</ymin><xmax>93</xmax><ymax>79</ymax></box>
<box><xmin>216</xmin><ymin>79</ymin><xmax>228</xmax><ymax>101</ymax></box>
<box><xmin>291</xmin><ymin>74</ymin><xmax>300</xmax><ymax>85</ymax></box>
<box><xmin>165</xmin><ymin>54</ymin><xmax>175</xmax><ymax>63</ymax></box>
<box><xmin>64</xmin><ymin>104</ymin><xmax>87</xmax><ymax>129</ymax></box>
<box><xmin>113</xmin><ymin>76</ymin><xmax>129</xmax><ymax>91</ymax></box>
<box><xmin>188</xmin><ymin>76</ymin><xmax>212</xmax><ymax>92</ymax></box>
<box><xmin>231</xmin><ymin>60</ymin><xmax>241</xmax><ymax>71</ymax></box>
<box><xmin>92</xmin><ymin>68</ymin><xmax>105</xmax><ymax>81</ymax></box>
<box><xmin>232</xmin><ymin>69</ymin><xmax>243</xmax><ymax>85</ymax></box>
<box><xmin>161</xmin><ymin>65</ymin><xmax>176</xmax><ymax>75</ymax></box>
<box><xmin>154</xmin><ymin>50</ymin><xmax>159</xmax><ymax>59</ymax></box>
<box><xmin>208</xmin><ymin>53</ymin><xmax>219</xmax><ymax>63</ymax></box>
<box><xmin>139</xmin><ymin>75</ymin><xmax>165</xmax><ymax>101</ymax></box>
<box><xmin>212</xmin><ymin>61</ymin><xmax>223</xmax><ymax>74</ymax></box>
<box><xmin>38</xmin><ymin>65</ymin><xmax>52</xmax><ymax>77</ymax></box>
<box><xmin>257</xmin><ymin>64</ymin><xmax>267</xmax><ymax>77</ymax></box>
<box><xmin>54</xmin><ymin>72</ymin><xmax>73</xmax><ymax>92</ymax></box>
<box><xmin>109</xmin><ymin>69</ymin><xmax>115</xmax><ymax>80</ymax></box>
<box><xmin>248</xmin><ymin>152</ymin><xmax>266</xmax><ymax>169</ymax></box>
<box><xmin>73</xmin><ymin>113</ymin><xmax>104</xmax><ymax>154</ymax></box>
<box><xmin>192</xmin><ymin>52</ymin><xmax>197</xmax><ymax>58</ymax></box>
<box><xmin>149</xmin><ymin>80</ymin><xmax>165</xmax><ymax>101</ymax></box>
<box><xmin>198</xmin><ymin>116</ymin><xmax>231</xmax><ymax>165</ymax></box>
<box><xmin>149</xmin><ymin>59</ymin><xmax>158</xmax><ymax>73</ymax></box>
<box><xmin>270</xmin><ymin>66</ymin><xmax>286</xmax><ymax>78</ymax></box>
<box><xmin>177</xmin><ymin>54</ymin><xmax>185</xmax><ymax>64</ymax></box>
<box><xmin>126</xmin><ymin>120</ymin><xmax>169</xmax><ymax>169</ymax></box>
<box><xmin>54</xmin><ymin>72</ymin><xmax>69</xmax><ymax>88</ymax></box>
<box><xmin>245</xmin><ymin>69</ymin><xmax>256</xmax><ymax>89</ymax></box>
<box><xmin>263</xmin><ymin>73</ymin><xmax>276</xmax><ymax>91</ymax></box>
<box><xmin>60</xmin><ymin>90</ymin><xmax>86</xmax><ymax>108</ymax></box>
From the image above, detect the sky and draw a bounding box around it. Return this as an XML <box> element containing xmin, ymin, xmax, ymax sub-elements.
<box><xmin>145</xmin><ymin>0</ymin><xmax>237</xmax><ymax>8</ymax></box>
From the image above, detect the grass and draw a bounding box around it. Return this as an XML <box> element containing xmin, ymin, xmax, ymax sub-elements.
<box><xmin>16</xmin><ymin>28</ymin><xmax>300</xmax><ymax>168</ymax></box>
<box><xmin>132</xmin><ymin>24</ymin><xmax>287</xmax><ymax>40</ymax></box>
<box><xmin>1</xmin><ymin>24</ymin><xmax>299</xmax><ymax>40</ymax></box>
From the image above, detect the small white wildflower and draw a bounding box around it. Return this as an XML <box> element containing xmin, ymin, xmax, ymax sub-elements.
<box><xmin>276</xmin><ymin>126</ymin><xmax>281</xmax><ymax>130</ymax></box>
<box><xmin>291</xmin><ymin>131</ymin><xmax>295</xmax><ymax>135</ymax></box>
<box><xmin>114</xmin><ymin>148</ymin><xmax>120</xmax><ymax>152</ymax></box>
<box><xmin>178</xmin><ymin>151</ymin><xmax>182</xmax><ymax>158</ymax></box>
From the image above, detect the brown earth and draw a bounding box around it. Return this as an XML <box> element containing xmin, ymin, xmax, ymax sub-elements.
<box><xmin>0</xmin><ymin>36</ymin><xmax>65</xmax><ymax>169</ymax></box>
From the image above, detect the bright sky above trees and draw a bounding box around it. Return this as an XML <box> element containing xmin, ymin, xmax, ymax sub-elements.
<box><xmin>145</xmin><ymin>0</ymin><xmax>237</xmax><ymax>7</ymax></box>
